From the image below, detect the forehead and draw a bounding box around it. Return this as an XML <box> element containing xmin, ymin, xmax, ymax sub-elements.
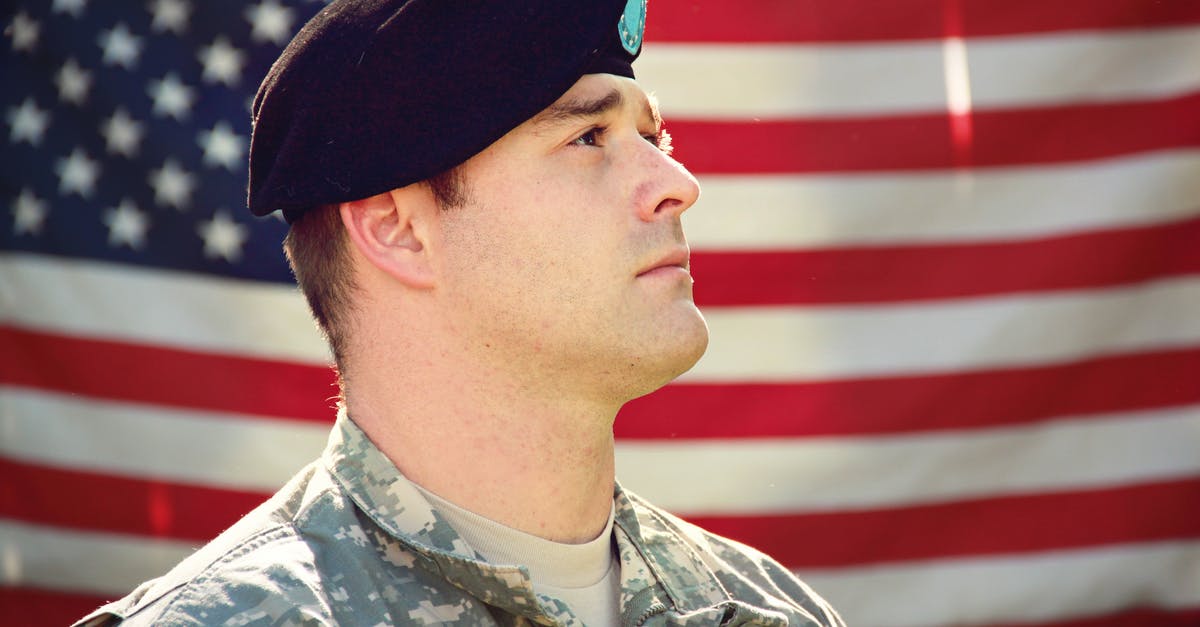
<box><xmin>524</xmin><ymin>74</ymin><xmax>662</xmax><ymax>131</ymax></box>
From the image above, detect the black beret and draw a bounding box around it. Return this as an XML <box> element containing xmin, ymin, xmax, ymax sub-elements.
<box><xmin>248</xmin><ymin>0</ymin><xmax>647</xmax><ymax>222</ymax></box>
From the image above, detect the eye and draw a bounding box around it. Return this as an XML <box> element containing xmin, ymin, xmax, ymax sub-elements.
<box><xmin>571</xmin><ymin>127</ymin><xmax>605</xmax><ymax>147</ymax></box>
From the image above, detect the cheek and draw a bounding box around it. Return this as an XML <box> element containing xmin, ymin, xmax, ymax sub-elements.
<box><xmin>443</xmin><ymin>167</ymin><xmax>625</xmax><ymax>295</ymax></box>
<box><xmin>488</xmin><ymin>189</ymin><xmax>608</xmax><ymax>273</ymax></box>
<box><xmin>439</xmin><ymin>206</ymin><xmax>563</xmax><ymax>300</ymax></box>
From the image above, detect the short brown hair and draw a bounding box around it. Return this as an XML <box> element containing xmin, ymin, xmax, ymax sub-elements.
<box><xmin>283</xmin><ymin>167</ymin><xmax>467</xmax><ymax>375</ymax></box>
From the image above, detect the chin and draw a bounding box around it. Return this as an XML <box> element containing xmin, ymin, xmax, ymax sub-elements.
<box><xmin>623</xmin><ymin>312</ymin><xmax>710</xmax><ymax>400</ymax></box>
<box><xmin>666</xmin><ymin>315</ymin><xmax>710</xmax><ymax>378</ymax></box>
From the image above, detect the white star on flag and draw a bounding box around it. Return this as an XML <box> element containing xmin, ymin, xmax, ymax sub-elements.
<box><xmin>198</xmin><ymin>121</ymin><xmax>246</xmax><ymax>171</ymax></box>
<box><xmin>11</xmin><ymin>188</ymin><xmax>48</xmax><ymax>236</ymax></box>
<box><xmin>55</xmin><ymin>148</ymin><xmax>100</xmax><ymax>198</ymax></box>
<box><xmin>8</xmin><ymin>12</ymin><xmax>40</xmax><ymax>52</ymax></box>
<box><xmin>150</xmin><ymin>0</ymin><xmax>191</xmax><ymax>35</ymax></box>
<box><xmin>51</xmin><ymin>0</ymin><xmax>87</xmax><ymax>18</ymax></box>
<box><xmin>197</xmin><ymin>210</ymin><xmax>249</xmax><ymax>262</ymax></box>
<box><xmin>103</xmin><ymin>199</ymin><xmax>150</xmax><ymax>249</ymax></box>
<box><xmin>147</xmin><ymin>73</ymin><xmax>196</xmax><ymax>120</ymax></box>
<box><xmin>98</xmin><ymin>23</ymin><xmax>144</xmax><ymax>70</ymax></box>
<box><xmin>55</xmin><ymin>58</ymin><xmax>92</xmax><ymax>106</ymax></box>
<box><xmin>199</xmin><ymin>37</ymin><xmax>246</xmax><ymax>86</ymax></box>
<box><xmin>148</xmin><ymin>159</ymin><xmax>195</xmax><ymax>209</ymax></box>
<box><xmin>101</xmin><ymin>108</ymin><xmax>145</xmax><ymax>158</ymax></box>
<box><xmin>245</xmin><ymin>0</ymin><xmax>295</xmax><ymax>45</ymax></box>
<box><xmin>7</xmin><ymin>97</ymin><xmax>51</xmax><ymax>146</ymax></box>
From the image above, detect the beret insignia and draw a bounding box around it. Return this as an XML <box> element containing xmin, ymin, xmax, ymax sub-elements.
<box><xmin>619</xmin><ymin>0</ymin><xmax>646</xmax><ymax>55</ymax></box>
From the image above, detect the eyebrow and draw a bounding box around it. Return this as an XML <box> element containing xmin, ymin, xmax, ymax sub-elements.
<box><xmin>530</xmin><ymin>88</ymin><xmax>663</xmax><ymax>131</ymax></box>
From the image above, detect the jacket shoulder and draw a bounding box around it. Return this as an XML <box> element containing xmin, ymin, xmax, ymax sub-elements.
<box><xmin>73</xmin><ymin>464</ymin><xmax>346</xmax><ymax>626</ymax></box>
<box><xmin>73</xmin><ymin>478</ymin><xmax>485</xmax><ymax>626</ymax></box>
<box><xmin>73</xmin><ymin>522</ymin><xmax>332</xmax><ymax>626</ymax></box>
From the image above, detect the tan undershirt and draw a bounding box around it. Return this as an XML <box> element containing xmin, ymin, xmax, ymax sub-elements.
<box><xmin>414</xmin><ymin>485</ymin><xmax>621</xmax><ymax>626</ymax></box>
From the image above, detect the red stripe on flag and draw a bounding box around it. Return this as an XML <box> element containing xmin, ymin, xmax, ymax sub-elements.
<box><xmin>0</xmin><ymin>457</ymin><xmax>267</xmax><ymax>541</ymax></box>
<box><xmin>687</xmin><ymin>477</ymin><xmax>1200</xmax><ymax>568</ymax></box>
<box><xmin>617</xmin><ymin>348</ymin><xmax>1200</xmax><ymax>439</ymax></box>
<box><xmin>5</xmin><ymin>327</ymin><xmax>1197</xmax><ymax>439</ymax></box>
<box><xmin>0</xmin><ymin>325</ymin><xmax>337</xmax><ymax>423</ymax></box>
<box><xmin>646</xmin><ymin>0</ymin><xmax>1200</xmax><ymax>43</ymax></box>
<box><xmin>0</xmin><ymin>587</ymin><xmax>114</xmax><ymax>627</ymax></box>
<box><xmin>669</xmin><ymin>92</ymin><xmax>1200</xmax><ymax>174</ymax></box>
<box><xmin>692</xmin><ymin>216</ymin><xmax>1200</xmax><ymax>306</ymax></box>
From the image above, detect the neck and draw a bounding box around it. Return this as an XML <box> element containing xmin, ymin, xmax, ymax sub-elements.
<box><xmin>342</xmin><ymin>350</ymin><xmax>621</xmax><ymax>544</ymax></box>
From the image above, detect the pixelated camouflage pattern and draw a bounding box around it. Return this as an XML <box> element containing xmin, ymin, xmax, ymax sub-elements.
<box><xmin>75</xmin><ymin>413</ymin><xmax>844</xmax><ymax>626</ymax></box>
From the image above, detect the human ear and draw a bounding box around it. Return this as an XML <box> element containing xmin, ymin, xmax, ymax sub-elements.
<box><xmin>339</xmin><ymin>185</ymin><xmax>436</xmax><ymax>289</ymax></box>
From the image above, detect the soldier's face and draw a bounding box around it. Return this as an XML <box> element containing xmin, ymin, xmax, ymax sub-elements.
<box><xmin>434</xmin><ymin>73</ymin><xmax>707</xmax><ymax>404</ymax></box>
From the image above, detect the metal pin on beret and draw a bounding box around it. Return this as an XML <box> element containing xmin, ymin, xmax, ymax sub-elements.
<box><xmin>247</xmin><ymin>0</ymin><xmax>648</xmax><ymax>223</ymax></box>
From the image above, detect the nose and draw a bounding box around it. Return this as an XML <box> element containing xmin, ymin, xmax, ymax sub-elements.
<box><xmin>634</xmin><ymin>140</ymin><xmax>701</xmax><ymax>223</ymax></box>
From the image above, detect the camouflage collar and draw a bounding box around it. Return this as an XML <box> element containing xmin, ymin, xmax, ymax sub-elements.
<box><xmin>323</xmin><ymin>410</ymin><xmax>734</xmax><ymax>623</ymax></box>
<box><xmin>323</xmin><ymin>411</ymin><xmax>551</xmax><ymax>621</ymax></box>
<box><xmin>612</xmin><ymin>486</ymin><xmax>733</xmax><ymax>612</ymax></box>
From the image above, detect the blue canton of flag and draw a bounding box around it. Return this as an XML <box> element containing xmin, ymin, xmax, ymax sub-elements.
<box><xmin>3</xmin><ymin>0</ymin><xmax>329</xmax><ymax>282</ymax></box>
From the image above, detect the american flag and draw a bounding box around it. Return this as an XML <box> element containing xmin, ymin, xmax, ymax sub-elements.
<box><xmin>3</xmin><ymin>1</ymin><xmax>1199</xmax><ymax>625</ymax></box>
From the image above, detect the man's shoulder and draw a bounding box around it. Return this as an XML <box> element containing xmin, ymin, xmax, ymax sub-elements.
<box><xmin>73</xmin><ymin>462</ymin><xmax>411</xmax><ymax>626</ymax></box>
<box><xmin>85</xmin><ymin>522</ymin><xmax>332</xmax><ymax>626</ymax></box>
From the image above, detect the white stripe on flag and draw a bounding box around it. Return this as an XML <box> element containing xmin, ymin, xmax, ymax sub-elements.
<box><xmin>800</xmin><ymin>540</ymin><xmax>1200</xmax><ymax>627</ymax></box>
<box><xmin>0</xmin><ymin>253</ymin><xmax>329</xmax><ymax>364</ymax></box>
<box><xmin>6</xmin><ymin>255</ymin><xmax>1199</xmax><ymax>381</ymax></box>
<box><xmin>640</xmin><ymin>26</ymin><xmax>1200</xmax><ymax>118</ymax></box>
<box><xmin>1</xmin><ymin>520</ymin><xmax>194</xmax><ymax>596</ymax></box>
<box><xmin>692</xmin><ymin>276</ymin><xmax>1200</xmax><ymax>381</ymax></box>
<box><xmin>1</xmin><ymin>387</ymin><xmax>326</xmax><ymax>491</ymax></box>
<box><xmin>686</xmin><ymin>150</ymin><xmax>1200</xmax><ymax>249</ymax></box>
<box><xmin>617</xmin><ymin>404</ymin><xmax>1200</xmax><ymax>514</ymax></box>
<box><xmin>9</xmin><ymin>387</ymin><xmax>1198</xmax><ymax>514</ymax></box>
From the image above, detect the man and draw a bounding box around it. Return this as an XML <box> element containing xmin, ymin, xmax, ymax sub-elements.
<box><xmin>76</xmin><ymin>0</ymin><xmax>844</xmax><ymax>625</ymax></box>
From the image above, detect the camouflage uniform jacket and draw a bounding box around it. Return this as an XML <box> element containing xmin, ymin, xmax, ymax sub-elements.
<box><xmin>76</xmin><ymin>413</ymin><xmax>845</xmax><ymax>626</ymax></box>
